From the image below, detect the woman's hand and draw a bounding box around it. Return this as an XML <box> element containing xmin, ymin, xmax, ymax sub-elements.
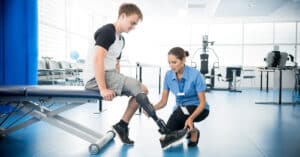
<box><xmin>184</xmin><ymin>117</ymin><xmax>194</xmax><ymax>130</ymax></box>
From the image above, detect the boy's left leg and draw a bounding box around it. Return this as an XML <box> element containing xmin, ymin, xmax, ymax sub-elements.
<box><xmin>113</xmin><ymin>84</ymin><xmax>149</xmax><ymax>144</ymax></box>
<box><xmin>116</xmin><ymin>76</ymin><xmax>188</xmax><ymax>147</ymax></box>
<box><xmin>112</xmin><ymin>96</ymin><xmax>139</xmax><ymax>144</ymax></box>
<box><xmin>120</xmin><ymin>76</ymin><xmax>170</xmax><ymax>134</ymax></box>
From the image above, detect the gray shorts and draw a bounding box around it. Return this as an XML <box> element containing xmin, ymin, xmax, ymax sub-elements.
<box><xmin>85</xmin><ymin>70</ymin><xmax>143</xmax><ymax>96</ymax></box>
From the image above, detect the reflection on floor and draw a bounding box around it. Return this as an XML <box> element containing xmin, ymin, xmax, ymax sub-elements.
<box><xmin>1</xmin><ymin>89</ymin><xmax>300</xmax><ymax>157</ymax></box>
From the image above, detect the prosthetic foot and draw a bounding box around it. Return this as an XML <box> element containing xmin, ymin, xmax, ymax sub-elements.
<box><xmin>135</xmin><ymin>93</ymin><xmax>188</xmax><ymax>149</ymax></box>
<box><xmin>135</xmin><ymin>93</ymin><xmax>169</xmax><ymax>134</ymax></box>
<box><xmin>159</xmin><ymin>128</ymin><xmax>188</xmax><ymax>150</ymax></box>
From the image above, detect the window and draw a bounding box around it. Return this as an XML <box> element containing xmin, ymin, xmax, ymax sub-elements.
<box><xmin>190</xmin><ymin>24</ymin><xmax>209</xmax><ymax>45</ymax></box>
<box><xmin>274</xmin><ymin>22</ymin><xmax>296</xmax><ymax>44</ymax></box>
<box><xmin>212</xmin><ymin>46</ymin><xmax>243</xmax><ymax>66</ymax></box>
<box><xmin>244</xmin><ymin>23</ymin><xmax>273</xmax><ymax>44</ymax></box>
<box><xmin>243</xmin><ymin>45</ymin><xmax>273</xmax><ymax>66</ymax></box>
<box><xmin>39</xmin><ymin>24</ymin><xmax>66</xmax><ymax>60</ymax></box>
<box><xmin>38</xmin><ymin>0</ymin><xmax>94</xmax><ymax>61</ymax></box>
<box><xmin>298</xmin><ymin>22</ymin><xmax>300</xmax><ymax>44</ymax></box>
<box><xmin>297</xmin><ymin>46</ymin><xmax>300</xmax><ymax>64</ymax></box>
<box><xmin>209</xmin><ymin>23</ymin><xmax>243</xmax><ymax>44</ymax></box>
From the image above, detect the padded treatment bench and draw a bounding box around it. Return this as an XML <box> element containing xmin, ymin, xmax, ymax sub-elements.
<box><xmin>0</xmin><ymin>85</ymin><xmax>114</xmax><ymax>155</ymax></box>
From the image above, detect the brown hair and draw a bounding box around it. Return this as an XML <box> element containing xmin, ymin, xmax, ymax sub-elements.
<box><xmin>168</xmin><ymin>47</ymin><xmax>189</xmax><ymax>60</ymax></box>
<box><xmin>118</xmin><ymin>3</ymin><xmax>143</xmax><ymax>21</ymax></box>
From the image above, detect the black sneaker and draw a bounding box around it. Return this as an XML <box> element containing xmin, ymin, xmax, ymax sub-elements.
<box><xmin>112</xmin><ymin>123</ymin><xmax>134</xmax><ymax>145</ymax></box>
<box><xmin>159</xmin><ymin>128</ymin><xmax>188</xmax><ymax>150</ymax></box>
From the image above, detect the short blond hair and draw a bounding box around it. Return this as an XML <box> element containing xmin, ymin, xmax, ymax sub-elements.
<box><xmin>118</xmin><ymin>3</ymin><xmax>143</xmax><ymax>21</ymax></box>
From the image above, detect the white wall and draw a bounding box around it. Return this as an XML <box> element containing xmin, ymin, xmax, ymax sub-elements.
<box><xmin>38</xmin><ymin>0</ymin><xmax>300</xmax><ymax>89</ymax></box>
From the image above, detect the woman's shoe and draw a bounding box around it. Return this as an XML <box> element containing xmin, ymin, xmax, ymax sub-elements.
<box><xmin>188</xmin><ymin>128</ymin><xmax>199</xmax><ymax>147</ymax></box>
<box><xmin>186</xmin><ymin>132</ymin><xmax>191</xmax><ymax>139</ymax></box>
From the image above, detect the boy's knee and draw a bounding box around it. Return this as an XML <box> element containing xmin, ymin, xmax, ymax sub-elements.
<box><xmin>141</xmin><ymin>84</ymin><xmax>149</xmax><ymax>94</ymax></box>
<box><xmin>124</xmin><ymin>78</ymin><xmax>143</xmax><ymax>96</ymax></box>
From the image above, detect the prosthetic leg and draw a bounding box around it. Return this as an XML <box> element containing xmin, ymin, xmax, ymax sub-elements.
<box><xmin>135</xmin><ymin>93</ymin><xmax>169</xmax><ymax>134</ymax></box>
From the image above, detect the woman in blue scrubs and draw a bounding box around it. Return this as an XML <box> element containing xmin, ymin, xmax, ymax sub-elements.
<box><xmin>154</xmin><ymin>47</ymin><xmax>210</xmax><ymax>146</ymax></box>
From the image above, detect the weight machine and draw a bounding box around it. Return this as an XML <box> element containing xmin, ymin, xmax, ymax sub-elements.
<box><xmin>191</xmin><ymin>35</ymin><xmax>241</xmax><ymax>92</ymax></box>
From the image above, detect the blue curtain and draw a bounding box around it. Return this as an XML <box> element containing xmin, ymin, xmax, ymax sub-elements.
<box><xmin>0</xmin><ymin>0</ymin><xmax>38</xmax><ymax>85</ymax></box>
<box><xmin>0</xmin><ymin>0</ymin><xmax>4</xmax><ymax>84</ymax></box>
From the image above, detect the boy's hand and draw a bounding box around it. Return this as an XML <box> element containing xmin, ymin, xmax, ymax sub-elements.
<box><xmin>101</xmin><ymin>89</ymin><xmax>115</xmax><ymax>101</ymax></box>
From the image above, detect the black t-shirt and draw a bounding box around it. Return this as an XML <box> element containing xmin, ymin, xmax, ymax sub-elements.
<box><xmin>94</xmin><ymin>24</ymin><xmax>115</xmax><ymax>50</ymax></box>
<box><xmin>94</xmin><ymin>24</ymin><xmax>124</xmax><ymax>59</ymax></box>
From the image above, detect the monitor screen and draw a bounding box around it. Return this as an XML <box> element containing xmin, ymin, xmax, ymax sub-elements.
<box><xmin>226</xmin><ymin>67</ymin><xmax>242</xmax><ymax>81</ymax></box>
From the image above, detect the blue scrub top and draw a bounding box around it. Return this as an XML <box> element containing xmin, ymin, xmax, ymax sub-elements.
<box><xmin>163</xmin><ymin>65</ymin><xmax>209</xmax><ymax>110</ymax></box>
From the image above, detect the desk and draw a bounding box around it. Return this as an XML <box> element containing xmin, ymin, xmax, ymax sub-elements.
<box><xmin>256</xmin><ymin>67</ymin><xmax>299</xmax><ymax>105</ymax></box>
<box><xmin>257</xmin><ymin>67</ymin><xmax>275</xmax><ymax>92</ymax></box>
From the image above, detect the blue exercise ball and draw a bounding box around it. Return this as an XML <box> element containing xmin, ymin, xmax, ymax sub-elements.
<box><xmin>70</xmin><ymin>51</ymin><xmax>79</xmax><ymax>60</ymax></box>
